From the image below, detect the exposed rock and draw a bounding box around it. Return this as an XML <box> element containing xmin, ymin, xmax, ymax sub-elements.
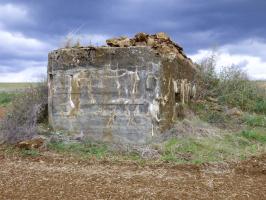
<box><xmin>0</xmin><ymin>107</ymin><xmax>7</xmax><ymax>120</ymax></box>
<box><xmin>211</xmin><ymin>104</ymin><xmax>224</xmax><ymax>112</ymax></box>
<box><xmin>146</xmin><ymin>37</ymin><xmax>155</xmax><ymax>46</ymax></box>
<box><xmin>106</xmin><ymin>36</ymin><xmax>132</xmax><ymax>47</ymax></box>
<box><xmin>207</xmin><ymin>97</ymin><xmax>219</xmax><ymax>103</ymax></box>
<box><xmin>105</xmin><ymin>32</ymin><xmax>195</xmax><ymax>68</ymax></box>
<box><xmin>16</xmin><ymin>137</ymin><xmax>45</xmax><ymax>150</ymax></box>
<box><xmin>155</xmin><ymin>32</ymin><xmax>169</xmax><ymax>40</ymax></box>
<box><xmin>134</xmin><ymin>32</ymin><xmax>148</xmax><ymax>42</ymax></box>
<box><xmin>131</xmin><ymin>145</ymin><xmax>161</xmax><ymax>159</ymax></box>
<box><xmin>226</xmin><ymin>108</ymin><xmax>243</xmax><ymax>117</ymax></box>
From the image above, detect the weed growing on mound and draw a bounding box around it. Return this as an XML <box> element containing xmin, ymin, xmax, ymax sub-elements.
<box><xmin>162</xmin><ymin>129</ymin><xmax>266</xmax><ymax>163</ymax></box>
<box><xmin>20</xmin><ymin>149</ymin><xmax>40</xmax><ymax>157</ymax></box>
<box><xmin>241</xmin><ymin>130</ymin><xmax>266</xmax><ymax>143</ymax></box>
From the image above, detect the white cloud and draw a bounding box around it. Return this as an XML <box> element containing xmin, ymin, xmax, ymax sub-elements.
<box><xmin>0</xmin><ymin>27</ymin><xmax>108</xmax><ymax>83</ymax></box>
<box><xmin>189</xmin><ymin>39</ymin><xmax>266</xmax><ymax>80</ymax></box>
<box><xmin>0</xmin><ymin>60</ymin><xmax>47</xmax><ymax>83</ymax></box>
<box><xmin>220</xmin><ymin>39</ymin><xmax>266</xmax><ymax>60</ymax></box>
<box><xmin>0</xmin><ymin>29</ymin><xmax>51</xmax><ymax>82</ymax></box>
<box><xmin>0</xmin><ymin>66</ymin><xmax>46</xmax><ymax>82</ymax></box>
<box><xmin>0</xmin><ymin>30</ymin><xmax>109</xmax><ymax>82</ymax></box>
<box><xmin>0</xmin><ymin>21</ymin><xmax>51</xmax><ymax>82</ymax></box>
<box><xmin>0</xmin><ymin>59</ymin><xmax>47</xmax><ymax>72</ymax></box>
<box><xmin>0</xmin><ymin>3</ymin><xmax>50</xmax><ymax>82</ymax></box>
<box><xmin>0</xmin><ymin>4</ymin><xmax>49</xmax><ymax>57</ymax></box>
<box><xmin>0</xmin><ymin>4</ymin><xmax>31</xmax><ymax>26</ymax></box>
<box><xmin>0</xmin><ymin>30</ymin><xmax>52</xmax><ymax>57</ymax></box>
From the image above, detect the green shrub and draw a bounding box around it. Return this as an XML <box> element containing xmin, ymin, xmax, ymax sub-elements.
<box><xmin>197</xmin><ymin>54</ymin><xmax>266</xmax><ymax>114</ymax></box>
<box><xmin>0</xmin><ymin>82</ymin><xmax>48</xmax><ymax>143</ymax></box>
<box><xmin>217</xmin><ymin>66</ymin><xmax>266</xmax><ymax>113</ymax></box>
<box><xmin>195</xmin><ymin>52</ymin><xmax>219</xmax><ymax>98</ymax></box>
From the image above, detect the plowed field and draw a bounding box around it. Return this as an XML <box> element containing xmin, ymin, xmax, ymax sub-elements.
<box><xmin>0</xmin><ymin>150</ymin><xmax>265</xmax><ymax>200</ymax></box>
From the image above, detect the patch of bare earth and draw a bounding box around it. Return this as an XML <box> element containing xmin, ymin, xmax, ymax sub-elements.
<box><xmin>0</xmin><ymin>149</ymin><xmax>266</xmax><ymax>200</ymax></box>
<box><xmin>0</xmin><ymin>107</ymin><xmax>6</xmax><ymax>120</ymax></box>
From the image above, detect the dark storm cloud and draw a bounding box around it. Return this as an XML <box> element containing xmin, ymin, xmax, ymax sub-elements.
<box><xmin>0</xmin><ymin>0</ymin><xmax>265</xmax><ymax>80</ymax></box>
<box><xmin>2</xmin><ymin>0</ymin><xmax>265</xmax><ymax>52</ymax></box>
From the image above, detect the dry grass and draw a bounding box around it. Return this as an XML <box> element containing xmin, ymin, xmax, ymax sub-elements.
<box><xmin>255</xmin><ymin>80</ymin><xmax>266</xmax><ymax>89</ymax></box>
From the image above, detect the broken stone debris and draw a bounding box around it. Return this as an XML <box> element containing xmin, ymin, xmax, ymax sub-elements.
<box><xmin>106</xmin><ymin>32</ymin><xmax>194</xmax><ymax>66</ymax></box>
<box><xmin>16</xmin><ymin>136</ymin><xmax>45</xmax><ymax>150</ymax></box>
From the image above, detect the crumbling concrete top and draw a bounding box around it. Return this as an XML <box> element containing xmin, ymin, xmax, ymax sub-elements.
<box><xmin>51</xmin><ymin>32</ymin><xmax>196</xmax><ymax>72</ymax></box>
<box><xmin>106</xmin><ymin>32</ymin><xmax>195</xmax><ymax>69</ymax></box>
<box><xmin>49</xmin><ymin>46</ymin><xmax>161</xmax><ymax>72</ymax></box>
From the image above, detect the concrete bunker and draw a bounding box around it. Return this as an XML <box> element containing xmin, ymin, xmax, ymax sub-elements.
<box><xmin>48</xmin><ymin>32</ymin><xmax>197</xmax><ymax>144</ymax></box>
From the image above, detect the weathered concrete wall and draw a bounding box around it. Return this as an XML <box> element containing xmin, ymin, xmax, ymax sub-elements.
<box><xmin>48</xmin><ymin>47</ymin><xmax>162</xmax><ymax>143</ymax></box>
<box><xmin>48</xmin><ymin>33</ymin><xmax>197</xmax><ymax>144</ymax></box>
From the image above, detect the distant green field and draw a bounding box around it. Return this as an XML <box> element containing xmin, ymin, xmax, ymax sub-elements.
<box><xmin>0</xmin><ymin>92</ymin><xmax>16</xmax><ymax>106</ymax></box>
<box><xmin>0</xmin><ymin>83</ymin><xmax>42</xmax><ymax>106</ymax></box>
<box><xmin>0</xmin><ymin>83</ymin><xmax>37</xmax><ymax>93</ymax></box>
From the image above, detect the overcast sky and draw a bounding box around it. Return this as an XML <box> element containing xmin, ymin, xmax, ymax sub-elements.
<box><xmin>0</xmin><ymin>0</ymin><xmax>265</xmax><ymax>82</ymax></box>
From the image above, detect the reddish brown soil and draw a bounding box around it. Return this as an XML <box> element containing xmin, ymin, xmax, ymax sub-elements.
<box><xmin>0</xmin><ymin>107</ymin><xmax>6</xmax><ymax>119</ymax></box>
<box><xmin>0</xmin><ymin>149</ymin><xmax>266</xmax><ymax>200</ymax></box>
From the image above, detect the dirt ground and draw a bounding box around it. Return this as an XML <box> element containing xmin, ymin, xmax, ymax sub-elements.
<box><xmin>0</xmin><ymin>107</ymin><xmax>6</xmax><ymax>120</ymax></box>
<box><xmin>0</xmin><ymin>149</ymin><xmax>266</xmax><ymax>200</ymax></box>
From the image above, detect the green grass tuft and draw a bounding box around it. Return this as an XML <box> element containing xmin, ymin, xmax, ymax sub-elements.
<box><xmin>241</xmin><ymin>130</ymin><xmax>266</xmax><ymax>143</ymax></box>
<box><xmin>20</xmin><ymin>149</ymin><xmax>40</xmax><ymax>157</ymax></box>
<box><xmin>244</xmin><ymin>114</ymin><xmax>266</xmax><ymax>127</ymax></box>
<box><xmin>161</xmin><ymin>129</ymin><xmax>266</xmax><ymax>164</ymax></box>
<box><xmin>47</xmin><ymin>140</ymin><xmax>108</xmax><ymax>158</ymax></box>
